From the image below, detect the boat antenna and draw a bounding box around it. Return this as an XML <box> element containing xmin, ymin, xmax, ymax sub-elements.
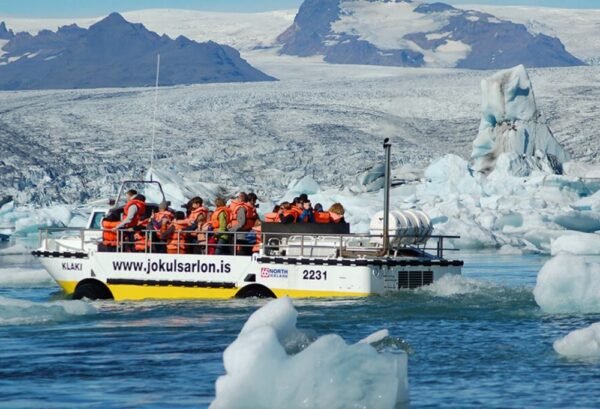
<box><xmin>149</xmin><ymin>53</ymin><xmax>160</xmax><ymax>181</ymax></box>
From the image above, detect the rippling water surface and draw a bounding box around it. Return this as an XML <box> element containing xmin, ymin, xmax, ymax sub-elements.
<box><xmin>1</xmin><ymin>250</ymin><xmax>600</xmax><ymax>408</ymax></box>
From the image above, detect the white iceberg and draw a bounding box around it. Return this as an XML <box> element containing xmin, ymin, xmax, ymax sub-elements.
<box><xmin>0</xmin><ymin>295</ymin><xmax>96</xmax><ymax>325</ymax></box>
<box><xmin>210</xmin><ymin>297</ymin><xmax>409</xmax><ymax>409</ymax></box>
<box><xmin>551</xmin><ymin>233</ymin><xmax>600</xmax><ymax>256</ymax></box>
<box><xmin>554</xmin><ymin>322</ymin><xmax>600</xmax><ymax>359</ymax></box>
<box><xmin>534</xmin><ymin>254</ymin><xmax>600</xmax><ymax>313</ymax></box>
<box><xmin>470</xmin><ymin>64</ymin><xmax>569</xmax><ymax>175</ymax></box>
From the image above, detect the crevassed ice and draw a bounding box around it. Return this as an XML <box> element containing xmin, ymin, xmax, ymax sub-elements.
<box><xmin>534</xmin><ymin>254</ymin><xmax>600</xmax><ymax>313</ymax></box>
<box><xmin>210</xmin><ymin>297</ymin><xmax>409</xmax><ymax>409</ymax></box>
<box><xmin>554</xmin><ymin>322</ymin><xmax>600</xmax><ymax>359</ymax></box>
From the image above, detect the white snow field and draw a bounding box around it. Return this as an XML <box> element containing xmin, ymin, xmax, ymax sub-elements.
<box><xmin>554</xmin><ymin>322</ymin><xmax>600</xmax><ymax>359</ymax></box>
<box><xmin>534</xmin><ymin>254</ymin><xmax>600</xmax><ymax>313</ymax></box>
<box><xmin>210</xmin><ymin>297</ymin><xmax>409</xmax><ymax>409</ymax></box>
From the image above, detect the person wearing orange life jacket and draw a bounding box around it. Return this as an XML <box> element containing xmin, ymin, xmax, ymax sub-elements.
<box><xmin>290</xmin><ymin>197</ymin><xmax>304</xmax><ymax>221</ymax></box>
<box><xmin>185</xmin><ymin>197</ymin><xmax>208</xmax><ymax>227</ymax></box>
<box><xmin>165</xmin><ymin>212</ymin><xmax>188</xmax><ymax>254</ymax></box>
<box><xmin>114</xmin><ymin>189</ymin><xmax>147</xmax><ymax>230</ymax></box>
<box><xmin>228</xmin><ymin>192</ymin><xmax>254</xmax><ymax>256</ymax></box>
<box><xmin>99</xmin><ymin>211</ymin><xmax>121</xmax><ymax>252</ymax></box>
<box><xmin>150</xmin><ymin>201</ymin><xmax>173</xmax><ymax>253</ymax></box>
<box><xmin>264</xmin><ymin>205</ymin><xmax>281</xmax><ymax>223</ymax></box>
<box><xmin>279</xmin><ymin>202</ymin><xmax>297</xmax><ymax>224</ymax></box>
<box><xmin>211</xmin><ymin>197</ymin><xmax>231</xmax><ymax>255</ymax></box>
<box><xmin>246</xmin><ymin>193</ymin><xmax>259</xmax><ymax>225</ymax></box>
<box><xmin>250</xmin><ymin>219</ymin><xmax>262</xmax><ymax>254</ymax></box>
<box><xmin>312</xmin><ymin>203</ymin><xmax>331</xmax><ymax>223</ymax></box>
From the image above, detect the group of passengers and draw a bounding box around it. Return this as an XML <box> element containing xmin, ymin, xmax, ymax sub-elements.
<box><xmin>100</xmin><ymin>189</ymin><xmax>346</xmax><ymax>255</ymax></box>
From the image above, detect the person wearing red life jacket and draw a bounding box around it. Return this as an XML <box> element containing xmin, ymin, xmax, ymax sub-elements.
<box><xmin>165</xmin><ymin>212</ymin><xmax>188</xmax><ymax>255</ymax></box>
<box><xmin>211</xmin><ymin>197</ymin><xmax>231</xmax><ymax>255</ymax></box>
<box><xmin>151</xmin><ymin>201</ymin><xmax>173</xmax><ymax>253</ymax></box>
<box><xmin>264</xmin><ymin>205</ymin><xmax>281</xmax><ymax>223</ymax></box>
<box><xmin>228</xmin><ymin>192</ymin><xmax>254</xmax><ymax>256</ymax></box>
<box><xmin>279</xmin><ymin>202</ymin><xmax>297</xmax><ymax>224</ymax></box>
<box><xmin>312</xmin><ymin>203</ymin><xmax>331</xmax><ymax>223</ymax></box>
<box><xmin>290</xmin><ymin>197</ymin><xmax>304</xmax><ymax>221</ymax></box>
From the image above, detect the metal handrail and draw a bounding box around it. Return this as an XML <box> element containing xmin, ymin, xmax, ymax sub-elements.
<box><xmin>36</xmin><ymin>226</ymin><xmax>460</xmax><ymax>259</ymax></box>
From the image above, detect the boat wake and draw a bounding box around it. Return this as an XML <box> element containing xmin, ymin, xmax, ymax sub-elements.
<box><xmin>0</xmin><ymin>295</ymin><xmax>96</xmax><ymax>326</ymax></box>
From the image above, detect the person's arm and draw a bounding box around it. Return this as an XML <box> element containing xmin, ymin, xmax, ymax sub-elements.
<box><xmin>299</xmin><ymin>209</ymin><xmax>314</xmax><ymax>223</ymax></box>
<box><xmin>229</xmin><ymin>208</ymin><xmax>246</xmax><ymax>231</ymax></box>
<box><xmin>218</xmin><ymin>212</ymin><xmax>228</xmax><ymax>232</ymax></box>
<box><xmin>115</xmin><ymin>205</ymin><xmax>137</xmax><ymax>229</ymax></box>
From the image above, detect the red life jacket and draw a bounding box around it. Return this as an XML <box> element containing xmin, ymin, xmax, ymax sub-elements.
<box><xmin>314</xmin><ymin>212</ymin><xmax>331</xmax><ymax>224</ymax></box>
<box><xmin>101</xmin><ymin>220</ymin><xmax>120</xmax><ymax>247</ymax></box>
<box><xmin>290</xmin><ymin>207</ymin><xmax>303</xmax><ymax>220</ymax></box>
<box><xmin>211</xmin><ymin>207</ymin><xmax>231</xmax><ymax>230</ymax></box>
<box><xmin>153</xmin><ymin>210</ymin><xmax>174</xmax><ymax>224</ymax></box>
<box><xmin>252</xmin><ymin>225</ymin><xmax>262</xmax><ymax>254</ymax></box>
<box><xmin>281</xmin><ymin>209</ymin><xmax>297</xmax><ymax>222</ymax></box>
<box><xmin>229</xmin><ymin>200</ymin><xmax>254</xmax><ymax>230</ymax></box>
<box><xmin>123</xmin><ymin>198</ymin><xmax>146</xmax><ymax>228</ymax></box>
<box><xmin>245</xmin><ymin>203</ymin><xmax>258</xmax><ymax>227</ymax></box>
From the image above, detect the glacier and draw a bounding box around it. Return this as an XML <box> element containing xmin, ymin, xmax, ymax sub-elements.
<box><xmin>210</xmin><ymin>297</ymin><xmax>409</xmax><ymax>409</ymax></box>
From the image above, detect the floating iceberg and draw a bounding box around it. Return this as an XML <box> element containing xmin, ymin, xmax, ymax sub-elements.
<box><xmin>0</xmin><ymin>295</ymin><xmax>95</xmax><ymax>325</ymax></box>
<box><xmin>210</xmin><ymin>297</ymin><xmax>409</xmax><ymax>409</ymax></box>
<box><xmin>534</xmin><ymin>254</ymin><xmax>600</xmax><ymax>313</ymax></box>
<box><xmin>551</xmin><ymin>233</ymin><xmax>600</xmax><ymax>256</ymax></box>
<box><xmin>554</xmin><ymin>322</ymin><xmax>600</xmax><ymax>359</ymax></box>
<box><xmin>470</xmin><ymin>64</ymin><xmax>569</xmax><ymax>175</ymax></box>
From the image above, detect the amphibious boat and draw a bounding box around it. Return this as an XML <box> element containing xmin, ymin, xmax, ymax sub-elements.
<box><xmin>32</xmin><ymin>140</ymin><xmax>463</xmax><ymax>300</ymax></box>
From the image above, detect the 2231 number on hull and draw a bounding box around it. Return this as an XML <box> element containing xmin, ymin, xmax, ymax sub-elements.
<box><xmin>302</xmin><ymin>270</ymin><xmax>327</xmax><ymax>280</ymax></box>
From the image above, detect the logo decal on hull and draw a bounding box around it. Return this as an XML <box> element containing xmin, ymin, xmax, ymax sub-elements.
<box><xmin>260</xmin><ymin>267</ymin><xmax>288</xmax><ymax>279</ymax></box>
<box><xmin>63</xmin><ymin>262</ymin><xmax>82</xmax><ymax>271</ymax></box>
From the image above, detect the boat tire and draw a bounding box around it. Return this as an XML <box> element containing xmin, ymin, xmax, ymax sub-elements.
<box><xmin>73</xmin><ymin>279</ymin><xmax>114</xmax><ymax>300</ymax></box>
<box><xmin>235</xmin><ymin>284</ymin><xmax>276</xmax><ymax>299</ymax></box>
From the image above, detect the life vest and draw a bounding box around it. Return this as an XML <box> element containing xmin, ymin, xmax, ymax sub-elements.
<box><xmin>251</xmin><ymin>225</ymin><xmax>262</xmax><ymax>254</ymax></box>
<box><xmin>211</xmin><ymin>207</ymin><xmax>231</xmax><ymax>230</ymax></box>
<box><xmin>314</xmin><ymin>212</ymin><xmax>331</xmax><ymax>224</ymax></box>
<box><xmin>291</xmin><ymin>207</ymin><xmax>303</xmax><ymax>220</ymax></box>
<box><xmin>134</xmin><ymin>231</ymin><xmax>149</xmax><ymax>252</ymax></box>
<box><xmin>153</xmin><ymin>210</ymin><xmax>174</xmax><ymax>224</ymax></box>
<box><xmin>329</xmin><ymin>212</ymin><xmax>344</xmax><ymax>224</ymax></box>
<box><xmin>123</xmin><ymin>197</ymin><xmax>146</xmax><ymax>228</ymax></box>
<box><xmin>186</xmin><ymin>206</ymin><xmax>208</xmax><ymax>226</ymax></box>
<box><xmin>280</xmin><ymin>209</ymin><xmax>298</xmax><ymax>222</ymax></box>
<box><xmin>229</xmin><ymin>200</ymin><xmax>254</xmax><ymax>230</ymax></box>
<box><xmin>264</xmin><ymin>212</ymin><xmax>280</xmax><ymax>223</ymax></box>
<box><xmin>166</xmin><ymin>220</ymin><xmax>188</xmax><ymax>254</ymax></box>
<box><xmin>101</xmin><ymin>220</ymin><xmax>120</xmax><ymax>247</ymax></box>
<box><xmin>245</xmin><ymin>204</ymin><xmax>258</xmax><ymax>226</ymax></box>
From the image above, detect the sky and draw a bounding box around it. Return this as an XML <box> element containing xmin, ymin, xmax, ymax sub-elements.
<box><xmin>0</xmin><ymin>0</ymin><xmax>598</xmax><ymax>18</ymax></box>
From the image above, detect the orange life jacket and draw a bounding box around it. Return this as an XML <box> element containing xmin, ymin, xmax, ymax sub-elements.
<box><xmin>101</xmin><ymin>220</ymin><xmax>120</xmax><ymax>246</ymax></box>
<box><xmin>314</xmin><ymin>212</ymin><xmax>331</xmax><ymax>224</ymax></box>
<box><xmin>229</xmin><ymin>200</ymin><xmax>254</xmax><ymax>230</ymax></box>
<box><xmin>291</xmin><ymin>207</ymin><xmax>303</xmax><ymax>220</ymax></box>
<box><xmin>211</xmin><ymin>207</ymin><xmax>230</xmax><ymax>230</ymax></box>
<box><xmin>281</xmin><ymin>209</ymin><xmax>297</xmax><ymax>223</ymax></box>
<box><xmin>186</xmin><ymin>206</ymin><xmax>208</xmax><ymax>226</ymax></box>
<box><xmin>134</xmin><ymin>231</ymin><xmax>149</xmax><ymax>252</ymax></box>
<box><xmin>123</xmin><ymin>198</ymin><xmax>146</xmax><ymax>228</ymax></box>
<box><xmin>153</xmin><ymin>210</ymin><xmax>174</xmax><ymax>224</ymax></box>
<box><xmin>264</xmin><ymin>212</ymin><xmax>280</xmax><ymax>223</ymax></box>
<box><xmin>252</xmin><ymin>225</ymin><xmax>262</xmax><ymax>254</ymax></box>
<box><xmin>245</xmin><ymin>203</ymin><xmax>258</xmax><ymax>226</ymax></box>
<box><xmin>166</xmin><ymin>220</ymin><xmax>188</xmax><ymax>254</ymax></box>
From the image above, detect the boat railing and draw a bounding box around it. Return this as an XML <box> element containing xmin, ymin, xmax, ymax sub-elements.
<box><xmin>37</xmin><ymin>227</ymin><xmax>460</xmax><ymax>259</ymax></box>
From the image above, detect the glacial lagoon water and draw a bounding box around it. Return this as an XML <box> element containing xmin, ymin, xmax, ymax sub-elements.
<box><xmin>1</xmin><ymin>250</ymin><xmax>599</xmax><ymax>409</ymax></box>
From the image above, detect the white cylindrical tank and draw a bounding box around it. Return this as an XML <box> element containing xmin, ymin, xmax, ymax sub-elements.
<box><xmin>369</xmin><ymin>210</ymin><xmax>433</xmax><ymax>246</ymax></box>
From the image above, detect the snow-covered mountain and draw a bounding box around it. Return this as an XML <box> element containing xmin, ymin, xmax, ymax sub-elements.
<box><xmin>0</xmin><ymin>13</ymin><xmax>275</xmax><ymax>90</ymax></box>
<box><xmin>278</xmin><ymin>0</ymin><xmax>584</xmax><ymax>69</ymax></box>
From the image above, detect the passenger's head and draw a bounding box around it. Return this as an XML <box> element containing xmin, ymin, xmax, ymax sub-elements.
<box><xmin>280</xmin><ymin>201</ymin><xmax>291</xmax><ymax>211</ymax></box>
<box><xmin>159</xmin><ymin>201</ymin><xmax>168</xmax><ymax>211</ymax></box>
<box><xmin>137</xmin><ymin>194</ymin><xmax>146</xmax><ymax>202</ymax></box>
<box><xmin>293</xmin><ymin>197</ymin><xmax>303</xmax><ymax>208</ymax></box>
<box><xmin>314</xmin><ymin>203</ymin><xmax>323</xmax><ymax>212</ymax></box>
<box><xmin>126</xmin><ymin>189</ymin><xmax>138</xmax><ymax>200</ymax></box>
<box><xmin>215</xmin><ymin>197</ymin><xmax>226</xmax><ymax>208</ymax></box>
<box><xmin>248</xmin><ymin>192</ymin><xmax>258</xmax><ymax>205</ymax></box>
<box><xmin>328</xmin><ymin>203</ymin><xmax>345</xmax><ymax>216</ymax></box>
<box><xmin>104</xmin><ymin>211</ymin><xmax>120</xmax><ymax>222</ymax></box>
<box><xmin>174</xmin><ymin>211</ymin><xmax>186</xmax><ymax>220</ymax></box>
<box><xmin>236</xmin><ymin>192</ymin><xmax>248</xmax><ymax>203</ymax></box>
<box><xmin>272</xmin><ymin>204</ymin><xmax>281</xmax><ymax>213</ymax></box>
<box><xmin>299</xmin><ymin>193</ymin><xmax>308</xmax><ymax>202</ymax></box>
<box><xmin>190</xmin><ymin>197</ymin><xmax>203</xmax><ymax>209</ymax></box>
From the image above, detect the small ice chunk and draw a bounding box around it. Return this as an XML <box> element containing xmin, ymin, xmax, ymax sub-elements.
<box><xmin>554</xmin><ymin>322</ymin><xmax>600</xmax><ymax>359</ymax></box>
<box><xmin>534</xmin><ymin>254</ymin><xmax>600</xmax><ymax>313</ymax></box>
